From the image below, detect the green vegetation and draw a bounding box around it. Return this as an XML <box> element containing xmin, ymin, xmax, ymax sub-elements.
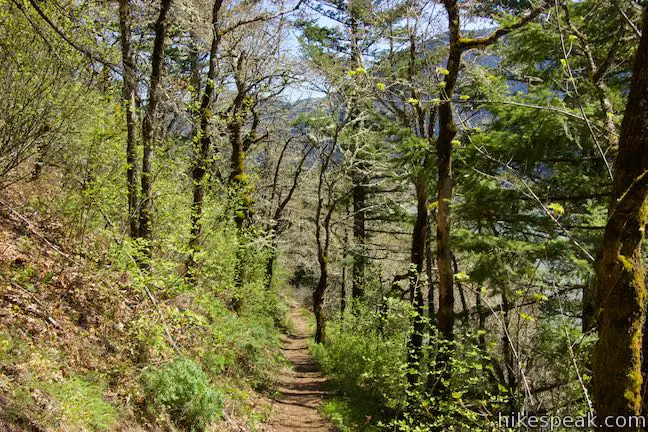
<box><xmin>142</xmin><ymin>358</ymin><xmax>222</xmax><ymax>431</ymax></box>
<box><xmin>0</xmin><ymin>0</ymin><xmax>647</xmax><ymax>430</ymax></box>
<box><xmin>44</xmin><ymin>376</ymin><xmax>118</xmax><ymax>431</ymax></box>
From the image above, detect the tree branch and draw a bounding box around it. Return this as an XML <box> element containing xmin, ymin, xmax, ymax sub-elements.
<box><xmin>21</xmin><ymin>0</ymin><xmax>120</xmax><ymax>72</ymax></box>
<box><xmin>458</xmin><ymin>4</ymin><xmax>546</xmax><ymax>51</ymax></box>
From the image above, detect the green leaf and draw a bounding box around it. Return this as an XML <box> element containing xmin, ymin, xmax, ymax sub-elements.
<box><xmin>547</xmin><ymin>202</ymin><xmax>565</xmax><ymax>216</ymax></box>
<box><xmin>532</xmin><ymin>293</ymin><xmax>549</xmax><ymax>303</ymax></box>
<box><xmin>519</xmin><ymin>312</ymin><xmax>535</xmax><ymax>321</ymax></box>
<box><xmin>454</xmin><ymin>271</ymin><xmax>470</xmax><ymax>282</ymax></box>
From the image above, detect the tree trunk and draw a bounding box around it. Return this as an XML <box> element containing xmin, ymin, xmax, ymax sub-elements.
<box><xmin>501</xmin><ymin>288</ymin><xmax>518</xmax><ymax>411</ymax></box>
<box><xmin>228</xmin><ymin>119</ymin><xmax>248</xmax><ymax>303</ymax></box>
<box><xmin>341</xmin><ymin>265</ymin><xmax>347</xmax><ymax>317</ymax></box>
<box><xmin>425</xmin><ymin>220</ymin><xmax>436</xmax><ymax>392</ymax></box>
<box><xmin>228</xmin><ymin>115</ymin><xmax>252</xmax><ymax>229</ymax></box>
<box><xmin>348</xmin><ymin>14</ymin><xmax>366</xmax><ymax>308</ymax></box>
<box><xmin>265</xmin><ymin>245</ymin><xmax>276</xmax><ymax>290</ymax></box>
<box><xmin>352</xmin><ymin>178</ymin><xmax>366</xmax><ymax>304</ymax></box>
<box><xmin>312</xmin><ymin>141</ymin><xmax>336</xmax><ymax>344</ymax></box>
<box><xmin>436</xmin><ymin>0</ymin><xmax>461</xmax><ymax>345</ymax></box>
<box><xmin>593</xmin><ymin>6</ymin><xmax>648</xmax><ymax>427</ymax></box>
<box><xmin>187</xmin><ymin>0</ymin><xmax>224</xmax><ymax>278</ymax></box>
<box><xmin>341</xmin><ymin>215</ymin><xmax>349</xmax><ymax>316</ymax></box>
<box><xmin>426</xmin><ymin>219</ymin><xmax>435</xmax><ymax>324</ymax></box>
<box><xmin>407</xmin><ymin>176</ymin><xmax>428</xmax><ymax>388</ymax></box>
<box><xmin>314</xmin><ymin>254</ymin><xmax>327</xmax><ymax>344</ymax></box>
<box><xmin>137</xmin><ymin>0</ymin><xmax>173</xmax><ymax>268</ymax></box>
<box><xmin>118</xmin><ymin>0</ymin><xmax>138</xmax><ymax>238</ymax></box>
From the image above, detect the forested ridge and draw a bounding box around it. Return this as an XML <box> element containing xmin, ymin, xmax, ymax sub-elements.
<box><xmin>0</xmin><ymin>0</ymin><xmax>647</xmax><ymax>431</ymax></box>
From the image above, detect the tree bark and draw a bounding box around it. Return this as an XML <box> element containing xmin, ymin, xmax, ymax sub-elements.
<box><xmin>593</xmin><ymin>6</ymin><xmax>648</xmax><ymax>427</ymax></box>
<box><xmin>137</xmin><ymin>0</ymin><xmax>173</xmax><ymax>268</ymax></box>
<box><xmin>313</xmin><ymin>138</ymin><xmax>336</xmax><ymax>344</ymax></box>
<box><xmin>341</xmin><ymin>264</ymin><xmax>347</xmax><ymax>317</ymax></box>
<box><xmin>314</xmin><ymin>250</ymin><xmax>328</xmax><ymax>344</ymax></box>
<box><xmin>265</xmin><ymin>246</ymin><xmax>276</xmax><ymax>290</ymax></box>
<box><xmin>437</xmin><ymin>0</ymin><xmax>461</xmax><ymax>345</ymax></box>
<box><xmin>187</xmin><ymin>0</ymin><xmax>224</xmax><ymax>279</ymax></box>
<box><xmin>228</xmin><ymin>118</ymin><xmax>249</xmax><ymax>229</ymax></box>
<box><xmin>352</xmin><ymin>178</ymin><xmax>366</xmax><ymax>303</ymax></box>
<box><xmin>407</xmin><ymin>176</ymin><xmax>428</xmax><ymax>388</ymax></box>
<box><xmin>229</xmin><ymin>116</ymin><xmax>248</xmax><ymax>306</ymax></box>
<box><xmin>118</xmin><ymin>0</ymin><xmax>139</xmax><ymax>238</ymax></box>
<box><xmin>349</xmin><ymin>15</ymin><xmax>367</xmax><ymax>307</ymax></box>
<box><xmin>227</xmin><ymin>55</ymin><xmax>253</xmax><ymax>230</ymax></box>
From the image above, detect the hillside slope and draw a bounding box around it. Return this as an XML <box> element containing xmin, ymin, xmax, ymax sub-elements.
<box><xmin>0</xmin><ymin>187</ymin><xmax>293</xmax><ymax>432</ymax></box>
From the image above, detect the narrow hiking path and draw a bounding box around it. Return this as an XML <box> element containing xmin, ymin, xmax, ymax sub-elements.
<box><xmin>268</xmin><ymin>305</ymin><xmax>335</xmax><ymax>432</ymax></box>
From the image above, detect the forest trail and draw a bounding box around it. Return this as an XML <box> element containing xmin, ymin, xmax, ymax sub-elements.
<box><xmin>268</xmin><ymin>304</ymin><xmax>335</xmax><ymax>432</ymax></box>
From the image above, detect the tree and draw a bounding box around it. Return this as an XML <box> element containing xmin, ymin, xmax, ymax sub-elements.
<box><xmin>137</xmin><ymin>0</ymin><xmax>173</xmax><ymax>268</ymax></box>
<box><xmin>311</xmin><ymin>121</ymin><xmax>344</xmax><ymax>343</ymax></box>
<box><xmin>118</xmin><ymin>0</ymin><xmax>139</xmax><ymax>239</ymax></box>
<box><xmin>263</xmin><ymin>136</ymin><xmax>312</xmax><ymax>290</ymax></box>
<box><xmin>592</xmin><ymin>5</ymin><xmax>648</xmax><ymax>426</ymax></box>
<box><xmin>186</xmin><ymin>0</ymin><xmax>225</xmax><ymax>279</ymax></box>
<box><xmin>0</xmin><ymin>0</ymin><xmax>92</xmax><ymax>187</ymax></box>
<box><xmin>299</xmin><ymin>0</ymin><xmax>395</xmax><ymax>308</ymax></box>
<box><xmin>436</xmin><ymin>0</ymin><xmax>545</xmax><ymax>349</ymax></box>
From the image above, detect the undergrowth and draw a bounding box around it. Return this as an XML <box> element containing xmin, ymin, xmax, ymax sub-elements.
<box><xmin>0</xmin><ymin>175</ymin><xmax>290</xmax><ymax>431</ymax></box>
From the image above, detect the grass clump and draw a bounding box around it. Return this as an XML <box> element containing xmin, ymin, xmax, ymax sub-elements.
<box><xmin>44</xmin><ymin>375</ymin><xmax>117</xmax><ymax>431</ymax></box>
<box><xmin>142</xmin><ymin>357</ymin><xmax>223</xmax><ymax>431</ymax></box>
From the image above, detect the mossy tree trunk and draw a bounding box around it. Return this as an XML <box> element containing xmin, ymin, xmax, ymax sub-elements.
<box><xmin>433</xmin><ymin>0</ymin><xmax>543</xmax><ymax>393</ymax></box>
<box><xmin>228</xmin><ymin>114</ymin><xmax>248</xmax><ymax>310</ymax></box>
<box><xmin>313</xmin><ymin>135</ymin><xmax>337</xmax><ymax>344</ymax></box>
<box><xmin>224</xmin><ymin>56</ymin><xmax>254</xmax><ymax>307</ymax></box>
<box><xmin>351</xmin><ymin>177</ymin><xmax>366</xmax><ymax>304</ymax></box>
<box><xmin>137</xmin><ymin>0</ymin><xmax>173</xmax><ymax>269</ymax></box>
<box><xmin>118</xmin><ymin>0</ymin><xmax>139</xmax><ymax>239</ymax></box>
<box><xmin>348</xmin><ymin>14</ymin><xmax>367</xmax><ymax>307</ymax></box>
<box><xmin>437</xmin><ymin>0</ymin><xmax>461</xmax><ymax>347</ymax></box>
<box><xmin>593</xmin><ymin>6</ymin><xmax>648</xmax><ymax>426</ymax></box>
<box><xmin>186</xmin><ymin>0</ymin><xmax>224</xmax><ymax>280</ymax></box>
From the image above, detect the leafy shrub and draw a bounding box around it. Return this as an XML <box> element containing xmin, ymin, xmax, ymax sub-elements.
<box><xmin>142</xmin><ymin>357</ymin><xmax>222</xmax><ymax>431</ymax></box>
<box><xmin>313</xmin><ymin>303</ymin><xmax>505</xmax><ymax>431</ymax></box>
<box><xmin>311</xmin><ymin>310</ymin><xmax>408</xmax><ymax>431</ymax></box>
<box><xmin>312</xmin><ymin>305</ymin><xmax>408</xmax><ymax>410</ymax></box>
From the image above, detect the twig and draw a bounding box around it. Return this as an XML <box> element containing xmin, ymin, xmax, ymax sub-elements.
<box><xmin>554</xmin><ymin>0</ymin><xmax>613</xmax><ymax>181</ymax></box>
<box><xmin>143</xmin><ymin>285</ymin><xmax>181</xmax><ymax>354</ymax></box>
<box><xmin>0</xmin><ymin>198</ymin><xmax>81</xmax><ymax>266</ymax></box>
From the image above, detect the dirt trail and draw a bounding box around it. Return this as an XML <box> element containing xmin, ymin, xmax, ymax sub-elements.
<box><xmin>268</xmin><ymin>305</ymin><xmax>335</xmax><ymax>431</ymax></box>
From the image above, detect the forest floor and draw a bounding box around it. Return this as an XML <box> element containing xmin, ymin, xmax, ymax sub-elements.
<box><xmin>267</xmin><ymin>305</ymin><xmax>335</xmax><ymax>432</ymax></box>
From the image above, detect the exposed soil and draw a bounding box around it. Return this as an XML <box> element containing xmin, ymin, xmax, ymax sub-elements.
<box><xmin>267</xmin><ymin>305</ymin><xmax>335</xmax><ymax>432</ymax></box>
